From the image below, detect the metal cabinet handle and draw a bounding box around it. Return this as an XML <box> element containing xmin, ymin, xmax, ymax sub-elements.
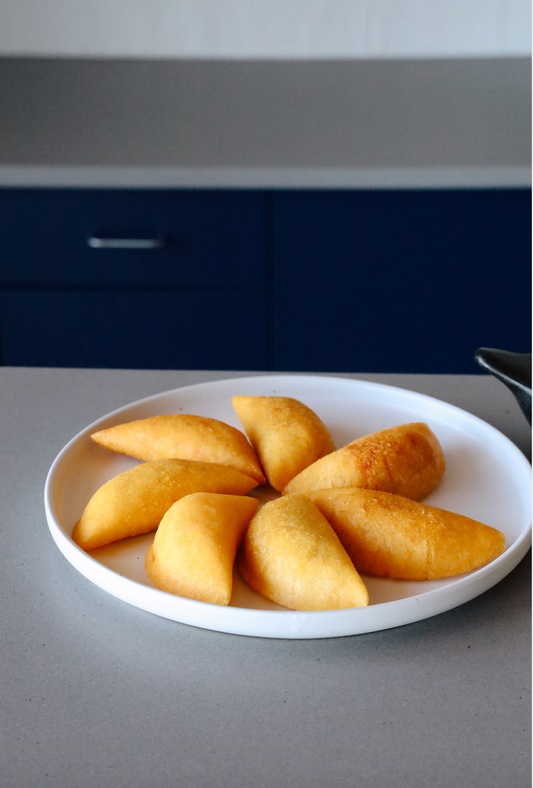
<box><xmin>87</xmin><ymin>237</ymin><xmax>165</xmax><ymax>249</ymax></box>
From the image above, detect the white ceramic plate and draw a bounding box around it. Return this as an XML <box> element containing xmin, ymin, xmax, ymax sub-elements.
<box><xmin>44</xmin><ymin>375</ymin><xmax>531</xmax><ymax>639</ymax></box>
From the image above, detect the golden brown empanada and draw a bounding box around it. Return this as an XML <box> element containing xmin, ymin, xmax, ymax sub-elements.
<box><xmin>232</xmin><ymin>396</ymin><xmax>335</xmax><ymax>491</ymax></box>
<box><xmin>72</xmin><ymin>458</ymin><xmax>258</xmax><ymax>551</ymax></box>
<box><xmin>91</xmin><ymin>414</ymin><xmax>266</xmax><ymax>484</ymax></box>
<box><xmin>145</xmin><ymin>493</ymin><xmax>258</xmax><ymax>605</ymax></box>
<box><xmin>310</xmin><ymin>488</ymin><xmax>505</xmax><ymax>580</ymax></box>
<box><xmin>283</xmin><ymin>422</ymin><xmax>445</xmax><ymax>500</ymax></box>
<box><xmin>239</xmin><ymin>494</ymin><xmax>369</xmax><ymax>610</ymax></box>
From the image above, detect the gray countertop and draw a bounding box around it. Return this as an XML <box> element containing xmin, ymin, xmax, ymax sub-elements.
<box><xmin>0</xmin><ymin>58</ymin><xmax>530</xmax><ymax>189</ymax></box>
<box><xmin>1</xmin><ymin>367</ymin><xmax>530</xmax><ymax>788</ymax></box>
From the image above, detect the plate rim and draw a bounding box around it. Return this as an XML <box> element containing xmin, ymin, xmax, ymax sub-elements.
<box><xmin>44</xmin><ymin>373</ymin><xmax>532</xmax><ymax>639</ymax></box>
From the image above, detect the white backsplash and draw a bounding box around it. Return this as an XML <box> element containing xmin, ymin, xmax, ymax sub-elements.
<box><xmin>0</xmin><ymin>0</ymin><xmax>530</xmax><ymax>59</ymax></box>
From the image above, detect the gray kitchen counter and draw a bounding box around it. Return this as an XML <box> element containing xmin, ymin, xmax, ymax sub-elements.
<box><xmin>0</xmin><ymin>58</ymin><xmax>529</xmax><ymax>189</ymax></box>
<box><xmin>1</xmin><ymin>367</ymin><xmax>530</xmax><ymax>788</ymax></box>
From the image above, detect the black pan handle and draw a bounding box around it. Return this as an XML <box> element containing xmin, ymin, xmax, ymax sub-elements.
<box><xmin>475</xmin><ymin>347</ymin><xmax>532</xmax><ymax>425</ymax></box>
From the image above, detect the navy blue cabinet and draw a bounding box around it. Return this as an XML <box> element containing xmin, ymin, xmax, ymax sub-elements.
<box><xmin>272</xmin><ymin>189</ymin><xmax>531</xmax><ymax>374</ymax></box>
<box><xmin>0</xmin><ymin>290</ymin><xmax>267</xmax><ymax>370</ymax></box>
<box><xmin>0</xmin><ymin>187</ymin><xmax>530</xmax><ymax>373</ymax></box>
<box><xmin>0</xmin><ymin>189</ymin><xmax>265</xmax><ymax>288</ymax></box>
<box><xmin>0</xmin><ymin>189</ymin><xmax>267</xmax><ymax>369</ymax></box>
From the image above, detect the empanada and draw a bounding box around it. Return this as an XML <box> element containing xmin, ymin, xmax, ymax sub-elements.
<box><xmin>91</xmin><ymin>414</ymin><xmax>266</xmax><ymax>484</ymax></box>
<box><xmin>71</xmin><ymin>458</ymin><xmax>258</xmax><ymax>551</ymax></box>
<box><xmin>232</xmin><ymin>396</ymin><xmax>335</xmax><ymax>491</ymax></box>
<box><xmin>239</xmin><ymin>494</ymin><xmax>369</xmax><ymax>610</ymax></box>
<box><xmin>310</xmin><ymin>488</ymin><xmax>506</xmax><ymax>580</ymax></box>
<box><xmin>283</xmin><ymin>422</ymin><xmax>445</xmax><ymax>500</ymax></box>
<box><xmin>145</xmin><ymin>493</ymin><xmax>258</xmax><ymax>605</ymax></box>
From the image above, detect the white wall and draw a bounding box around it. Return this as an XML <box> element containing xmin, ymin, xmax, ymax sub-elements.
<box><xmin>0</xmin><ymin>0</ymin><xmax>530</xmax><ymax>59</ymax></box>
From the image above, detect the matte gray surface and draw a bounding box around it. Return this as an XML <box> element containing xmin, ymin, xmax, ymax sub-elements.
<box><xmin>0</xmin><ymin>58</ymin><xmax>530</xmax><ymax>168</ymax></box>
<box><xmin>1</xmin><ymin>368</ymin><xmax>530</xmax><ymax>788</ymax></box>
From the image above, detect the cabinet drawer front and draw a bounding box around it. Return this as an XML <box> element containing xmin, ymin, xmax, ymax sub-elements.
<box><xmin>0</xmin><ymin>189</ymin><xmax>266</xmax><ymax>288</ymax></box>
<box><xmin>0</xmin><ymin>290</ymin><xmax>266</xmax><ymax>370</ymax></box>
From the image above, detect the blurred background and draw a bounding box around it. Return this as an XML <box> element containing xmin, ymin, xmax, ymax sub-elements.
<box><xmin>0</xmin><ymin>0</ymin><xmax>530</xmax><ymax>373</ymax></box>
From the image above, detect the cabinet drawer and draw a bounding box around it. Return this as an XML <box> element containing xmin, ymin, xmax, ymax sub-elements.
<box><xmin>0</xmin><ymin>189</ymin><xmax>266</xmax><ymax>288</ymax></box>
<box><xmin>0</xmin><ymin>289</ymin><xmax>267</xmax><ymax>370</ymax></box>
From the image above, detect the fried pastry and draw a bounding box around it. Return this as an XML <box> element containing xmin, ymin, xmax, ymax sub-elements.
<box><xmin>145</xmin><ymin>493</ymin><xmax>258</xmax><ymax>605</ymax></box>
<box><xmin>238</xmin><ymin>494</ymin><xmax>369</xmax><ymax>610</ymax></box>
<box><xmin>71</xmin><ymin>458</ymin><xmax>258</xmax><ymax>551</ymax></box>
<box><xmin>232</xmin><ymin>396</ymin><xmax>335</xmax><ymax>491</ymax></box>
<box><xmin>283</xmin><ymin>422</ymin><xmax>445</xmax><ymax>500</ymax></box>
<box><xmin>91</xmin><ymin>414</ymin><xmax>266</xmax><ymax>484</ymax></box>
<box><xmin>310</xmin><ymin>488</ymin><xmax>506</xmax><ymax>580</ymax></box>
